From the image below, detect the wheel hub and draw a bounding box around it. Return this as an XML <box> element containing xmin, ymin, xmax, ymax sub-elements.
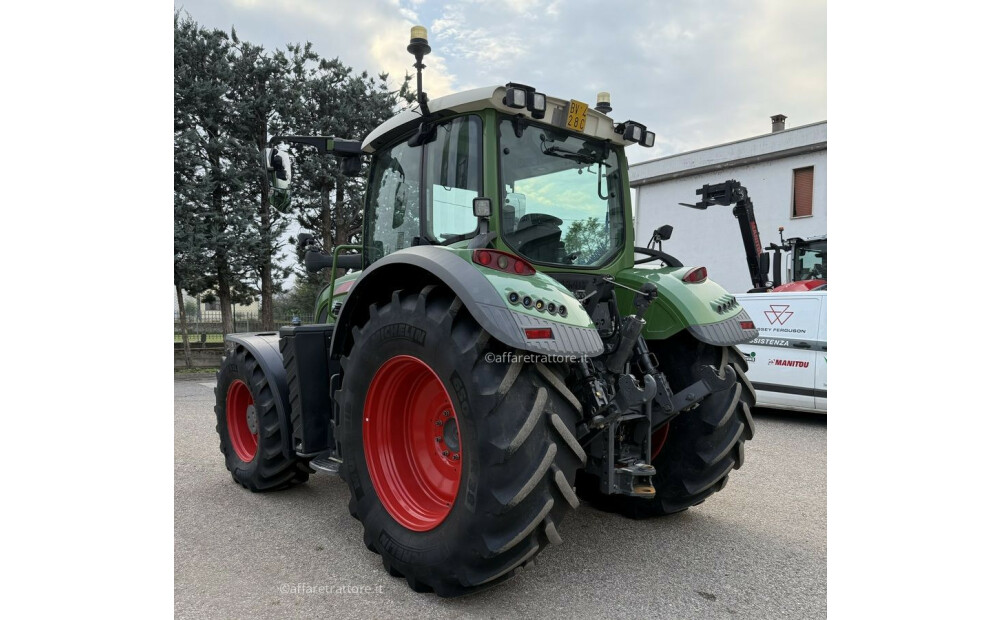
<box><xmin>246</xmin><ymin>405</ymin><xmax>258</xmax><ymax>434</ymax></box>
<box><xmin>363</xmin><ymin>355</ymin><xmax>462</xmax><ymax>532</ymax></box>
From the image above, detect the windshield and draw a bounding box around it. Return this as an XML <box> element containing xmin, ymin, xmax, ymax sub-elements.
<box><xmin>498</xmin><ymin>118</ymin><xmax>625</xmax><ymax>267</ymax></box>
<box><xmin>793</xmin><ymin>239</ymin><xmax>827</xmax><ymax>281</ymax></box>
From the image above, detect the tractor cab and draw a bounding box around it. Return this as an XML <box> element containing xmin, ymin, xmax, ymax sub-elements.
<box><xmin>355</xmin><ymin>82</ymin><xmax>651</xmax><ymax>275</ymax></box>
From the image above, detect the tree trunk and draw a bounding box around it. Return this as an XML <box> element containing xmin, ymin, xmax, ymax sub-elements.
<box><xmin>321</xmin><ymin>186</ymin><xmax>332</xmax><ymax>253</ymax></box>
<box><xmin>176</xmin><ymin>284</ymin><xmax>193</xmax><ymax>369</ymax></box>
<box><xmin>216</xmin><ymin>254</ymin><xmax>234</xmax><ymax>341</ymax></box>
<box><xmin>259</xmin><ymin>175</ymin><xmax>275</xmax><ymax>331</ymax></box>
<box><xmin>209</xmin><ymin>147</ymin><xmax>235</xmax><ymax>341</ymax></box>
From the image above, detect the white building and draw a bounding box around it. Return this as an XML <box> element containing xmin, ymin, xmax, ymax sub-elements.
<box><xmin>631</xmin><ymin>118</ymin><xmax>827</xmax><ymax>293</ymax></box>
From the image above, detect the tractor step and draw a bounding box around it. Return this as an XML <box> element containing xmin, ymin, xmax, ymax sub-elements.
<box><xmin>309</xmin><ymin>454</ymin><xmax>342</xmax><ymax>475</ymax></box>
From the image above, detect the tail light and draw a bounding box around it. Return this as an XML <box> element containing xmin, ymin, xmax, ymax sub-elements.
<box><xmin>681</xmin><ymin>266</ymin><xmax>708</xmax><ymax>284</ymax></box>
<box><xmin>333</xmin><ymin>280</ymin><xmax>354</xmax><ymax>296</ymax></box>
<box><xmin>740</xmin><ymin>320</ymin><xmax>755</xmax><ymax>330</ymax></box>
<box><xmin>473</xmin><ymin>249</ymin><xmax>535</xmax><ymax>275</ymax></box>
<box><xmin>524</xmin><ymin>328</ymin><xmax>554</xmax><ymax>340</ymax></box>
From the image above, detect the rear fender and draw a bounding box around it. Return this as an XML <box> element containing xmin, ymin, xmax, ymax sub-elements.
<box><xmin>330</xmin><ymin>246</ymin><xmax>604</xmax><ymax>358</ymax></box>
<box><xmin>614</xmin><ymin>267</ymin><xmax>759</xmax><ymax>346</ymax></box>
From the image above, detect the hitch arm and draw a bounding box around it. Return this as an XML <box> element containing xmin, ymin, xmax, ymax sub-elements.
<box><xmin>649</xmin><ymin>364</ymin><xmax>738</xmax><ymax>429</ymax></box>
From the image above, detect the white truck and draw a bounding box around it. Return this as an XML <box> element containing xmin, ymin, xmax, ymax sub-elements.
<box><xmin>637</xmin><ymin>180</ymin><xmax>828</xmax><ymax>413</ymax></box>
<box><xmin>734</xmin><ymin>290</ymin><xmax>827</xmax><ymax>413</ymax></box>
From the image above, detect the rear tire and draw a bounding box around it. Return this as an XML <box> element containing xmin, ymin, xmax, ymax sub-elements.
<box><xmin>335</xmin><ymin>286</ymin><xmax>586</xmax><ymax>597</ymax></box>
<box><xmin>215</xmin><ymin>347</ymin><xmax>313</xmax><ymax>492</ymax></box>
<box><xmin>577</xmin><ymin>332</ymin><xmax>755</xmax><ymax>518</ymax></box>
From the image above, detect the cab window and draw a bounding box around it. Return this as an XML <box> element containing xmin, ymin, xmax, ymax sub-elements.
<box><xmin>424</xmin><ymin>116</ymin><xmax>482</xmax><ymax>241</ymax></box>
<box><xmin>365</xmin><ymin>139</ymin><xmax>421</xmax><ymax>264</ymax></box>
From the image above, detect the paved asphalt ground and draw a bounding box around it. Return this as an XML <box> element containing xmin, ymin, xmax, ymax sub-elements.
<box><xmin>175</xmin><ymin>374</ymin><xmax>826</xmax><ymax>619</ymax></box>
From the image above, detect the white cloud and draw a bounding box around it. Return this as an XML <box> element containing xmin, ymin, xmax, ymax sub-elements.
<box><xmin>181</xmin><ymin>0</ymin><xmax>825</xmax><ymax>158</ymax></box>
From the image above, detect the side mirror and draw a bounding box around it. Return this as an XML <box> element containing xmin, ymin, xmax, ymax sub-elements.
<box><xmin>341</xmin><ymin>155</ymin><xmax>363</xmax><ymax>177</ymax></box>
<box><xmin>758</xmin><ymin>252</ymin><xmax>770</xmax><ymax>276</ymax></box>
<box><xmin>266</xmin><ymin>148</ymin><xmax>292</xmax><ymax>190</ymax></box>
<box><xmin>654</xmin><ymin>224</ymin><xmax>673</xmax><ymax>241</ymax></box>
<box><xmin>266</xmin><ymin>148</ymin><xmax>292</xmax><ymax>209</ymax></box>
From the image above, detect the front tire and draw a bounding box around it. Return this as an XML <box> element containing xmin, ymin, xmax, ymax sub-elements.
<box><xmin>335</xmin><ymin>286</ymin><xmax>586</xmax><ymax>597</ymax></box>
<box><xmin>214</xmin><ymin>347</ymin><xmax>313</xmax><ymax>492</ymax></box>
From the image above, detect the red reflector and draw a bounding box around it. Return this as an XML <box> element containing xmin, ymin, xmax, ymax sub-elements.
<box><xmin>333</xmin><ymin>280</ymin><xmax>354</xmax><ymax>296</ymax></box>
<box><xmin>471</xmin><ymin>250</ymin><xmax>535</xmax><ymax>275</ymax></box>
<box><xmin>682</xmin><ymin>266</ymin><xmax>708</xmax><ymax>284</ymax></box>
<box><xmin>740</xmin><ymin>320</ymin><xmax>755</xmax><ymax>330</ymax></box>
<box><xmin>524</xmin><ymin>328</ymin><xmax>554</xmax><ymax>340</ymax></box>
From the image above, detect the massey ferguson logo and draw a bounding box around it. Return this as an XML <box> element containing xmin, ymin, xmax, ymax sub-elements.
<box><xmin>764</xmin><ymin>304</ymin><xmax>794</xmax><ymax>325</ymax></box>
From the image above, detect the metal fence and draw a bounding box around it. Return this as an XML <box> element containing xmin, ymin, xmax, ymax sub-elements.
<box><xmin>174</xmin><ymin>313</ymin><xmax>302</xmax><ymax>344</ymax></box>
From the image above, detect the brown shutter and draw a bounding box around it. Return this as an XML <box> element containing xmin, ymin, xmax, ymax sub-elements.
<box><xmin>793</xmin><ymin>167</ymin><xmax>814</xmax><ymax>217</ymax></box>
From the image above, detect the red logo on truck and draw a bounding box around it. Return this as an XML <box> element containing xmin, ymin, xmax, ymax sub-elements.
<box><xmin>764</xmin><ymin>305</ymin><xmax>794</xmax><ymax>325</ymax></box>
<box><xmin>768</xmin><ymin>359</ymin><xmax>810</xmax><ymax>368</ymax></box>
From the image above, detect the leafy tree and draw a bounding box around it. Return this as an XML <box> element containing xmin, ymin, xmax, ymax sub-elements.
<box><xmin>174</xmin><ymin>122</ymin><xmax>210</xmax><ymax>367</ymax></box>
<box><xmin>284</xmin><ymin>49</ymin><xmax>414</xmax><ymax>299</ymax></box>
<box><xmin>174</xmin><ymin>12</ymin><xmax>257</xmax><ymax>338</ymax></box>
<box><xmin>563</xmin><ymin>217</ymin><xmax>609</xmax><ymax>264</ymax></box>
<box><xmin>227</xmin><ymin>31</ymin><xmax>301</xmax><ymax>330</ymax></box>
<box><xmin>174</xmin><ymin>12</ymin><xmax>415</xmax><ymax>334</ymax></box>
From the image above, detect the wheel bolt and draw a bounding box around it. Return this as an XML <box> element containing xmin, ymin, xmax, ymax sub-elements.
<box><xmin>442</xmin><ymin>410</ymin><xmax>451</xmax><ymax>417</ymax></box>
<box><xmin>435</xmin><ymin>420</ymin><xmax>443</xmax><ymax>426</ymax></box>
<box><xmin>451</xmin><ymin>454</ymin><xmax>460</xmax><ymax>461</ymax></box>
<box><xmin>435</xmin><ymin>436</ymin><xmax>442</xmax><ymax>442</ymax></box>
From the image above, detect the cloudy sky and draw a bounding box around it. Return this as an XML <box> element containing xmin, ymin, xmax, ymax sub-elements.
<box><xmin>176</xmin><ymin>0</ymin><xmax>826</xmax><ymax>162</ymax></box>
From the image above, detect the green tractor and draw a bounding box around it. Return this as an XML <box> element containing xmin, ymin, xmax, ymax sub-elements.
<box><xmin>215</xmin><ymin>26</ymin><xmax>757</xmax><ymax>597</ymax></box>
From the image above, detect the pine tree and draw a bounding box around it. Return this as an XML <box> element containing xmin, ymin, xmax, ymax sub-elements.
<box><xmin>280</xmin><ymin>49</ymin><xmax>413</xmax><ymax>311</ymax></box>
<box><xmin>227</xmin><ymin>32</ymin><xmax>298</xmax><ymax>330</ymax></box>
<box><xmin>174</xmin><ymin>12</ymin><xmax>256</xmax><ymax>338</ymax></box>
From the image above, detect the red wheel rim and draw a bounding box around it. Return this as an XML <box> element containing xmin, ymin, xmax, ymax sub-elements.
<box><xmin>363</xmin><ymin>355</ymin><xmax>462</xmax><ymax>531</ymax></box>
<box><xmin>226</xmin><ymin>379</ymin><xmax>258</xmax><ymax>462</ymax></box>
<box><xmin>651</xmin><ymin>423</ymin><xmax>670</xmax><ymax>460</ymax></box>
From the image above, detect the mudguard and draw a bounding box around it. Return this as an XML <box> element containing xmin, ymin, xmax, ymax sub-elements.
<box><xmin>222</xmin><ymin>332</ymin><xmax>294</xmax><ymax>459</ymax></box>
<box><xmin>614</xmin><ymin>267</ymin><xmax>759</xmax><ymax>346</ymax></box>
<box><xmin>330</xmin><ymin>246</ymin><xmax>604</xmax><ymax>358</ymax></box>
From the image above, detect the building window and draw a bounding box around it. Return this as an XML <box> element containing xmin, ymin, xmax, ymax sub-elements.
<box><xmin>793</xmin><ymin>166</ymin><xmax>814</xmax><ymax>218</ymax></box>
<box><xmin>205</xmin><ymin>299</ymin><xmax>221</xmax><ymax>312</ymax></box>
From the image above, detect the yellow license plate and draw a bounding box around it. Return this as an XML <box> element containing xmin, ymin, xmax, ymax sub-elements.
<box><xmin>565</xmin><ymin>100</ymin><xmax>589</xmax><ymax>132</ymax></box>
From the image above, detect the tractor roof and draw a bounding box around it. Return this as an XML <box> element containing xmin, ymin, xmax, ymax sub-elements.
<box><xmin>362</xmin><ymin>85</ymin><xmax>628</xmax><ymax>153</ymax></box>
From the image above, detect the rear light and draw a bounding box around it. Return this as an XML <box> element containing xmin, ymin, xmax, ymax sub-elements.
<box><xmin>681</xmin><ymin>266</ymin><xmax>708</xmax><ymax>284</ymax></box>
<box><xmin>524</xmin><ymin>328</ymin><xmax>554</xmax><ymax>340</ymax></box>
<box><xmin>740</xmin><ymin>320</ymin><xmax>755</xmax><ymax>330</ymax></box>
<box><xmin>472</xmin><ymin>249</ymin><xmax>535</xmax><ymax>275</ymax></box>
<box><xmin>333</xmin><ymin>280</ymin><xmax>354</xmax><ymax>296</ymax></box>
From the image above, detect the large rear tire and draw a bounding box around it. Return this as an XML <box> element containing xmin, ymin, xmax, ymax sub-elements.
<box><xmin>335</xmin><ymin>286</ymin><xmax>586</xmax><ymax>597</ymax></box>
<box><xmin>214</xmin><ymin>347</ymin><xmax>313</xmax><ymax>492</ymax></box>
<box><xmin>577</xmin><ymin>331</ymin><xmax>755</xmax><ymax>518</ymax></box>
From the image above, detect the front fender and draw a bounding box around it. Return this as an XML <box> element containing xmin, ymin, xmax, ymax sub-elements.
<box><xmin>222</xmin><ymin>332</ymin><xmax>294</xmax><ymax>459</ymax></box>
<box><xmin>331</xmin><ymin>246</ymin><xmax>604</xmax><ymax>358</ymax></box>
<box><xmin>614</xmin><ymin>267</ymin><xmax>759</xmax><ymax>346</ymax></box>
